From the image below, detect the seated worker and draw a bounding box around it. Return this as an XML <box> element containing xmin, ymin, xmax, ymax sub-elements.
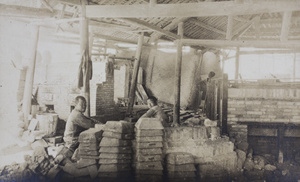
<box><xmin>140</xmin><ymin>96</ymin><xmax>169</xmax><ymax>126</ymax></box>
<box><xmin>56</xmin><ymin>96</ymin><xmax>96</xmax><ymax>163</ymax></box>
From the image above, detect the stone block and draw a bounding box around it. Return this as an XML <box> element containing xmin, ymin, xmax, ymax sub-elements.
<box><xmin>78</xmin><ymin>128</ymin><xmax>103</xmax><ymax>143</ymax></box>
<box><xmin>135</xmin><ymin>169</ymin><xmax>163</xmax><ymax>175</ymax></box>
<box><xmin>99</xmin><ymin>146</ymin><xmax>132</xmax><ymax>154</ymax></box>
<box><xmin>99</xmin><ymin>158</ymin><xmax>131</xmax><ymax>164</ymax></box>
<box><xmin>78</xmin><ymin>149</ymin><xmax>99</xmax><ymax>156</ymax></box>
<box><xmin>62</xmin><ymin>162</ymin><xmax>89</xmax><ymax>177</ymax></box>
<box><xmin>100</xmin><ymin>137</ymin><xmax>131</xmax><ymax>147</ymax></box>
<box><xmin>132</xmin><ymin>140</ymin><xmax>163</xmax><ymax>149</ymax></box>
<box><xmin>135</xmin><ymin>118</ymin><xmax>164</xmax><ymax>130</ymax></box>
<box><xmin>98</xmin><ymin>171</ymin><xmax>132</xmax><ymax>178</ymax></box>
<box><xmin>166</xmin><ymin>152</ymin><xmax>194</xmax><ymax>165</ymax></box>
<box><xmin>133</xmin><ymin>154</ymin><xmax>162</xmax><ymax>162</ymax></box>
<box><xmin>98</xmin><ymin>164</ymin><xmax>131</xmax><ymax>172</ymax></box>
<box><xmin>136</xmin><ymin>136</ymin><xmax>163</xmax><ymax>142</ymax></box>
<box><xmin>87</xmin><ymin>165</ymin><xmax>98</xmax><ymax>179</ymax></box>
<box><xmin>167</xmin><ymin>171</ymin><xmax>196</xmax><ymax>178</ymax></box>
<box><xmin>167</xmin><ymin>164</ymin><xmax>196</xmax><ymax>172</ymax></box>
<box><xmin>103</xmin><ymin>131</ymin><xmax>133</xmax><ymax>140</ymax></box>
<box><xmin>236</xmin><ymin>149</ymin><xmax>246</xmax><ymax>170</ymax></box>
<box><xmin>134</xmin><ymin>148</ymin><xmax>163</xmax><ymax>155</ymax></box>
<box><xmin>134</xmin><ymin>161</ymin><xmax>163</xmax><ymax>170</ymax></box>
<box><xmin>104</xmin><ymin>121</ymin><xmax>134</xmax><ymax>133</ymax></box>
<box><xmin>76</xmin><ymin>159</ymin><xmax>96</xmax><ymax>169</ymax></box>
<box><xmin>78</xmin><ymin>143</ymin><xmax>99</xmax><ymax>150</ymax></box>
<box><xmin>99</xmin><ymin>153</ymin><xmax>132</xmax><ymax>160</ymax></box>
<box><xmin>135</xmin><ymin>129</ymin><xmax>164</xmax><ymax>137</ymax></box>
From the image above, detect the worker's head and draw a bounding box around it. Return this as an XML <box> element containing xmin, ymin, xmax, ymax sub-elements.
<box><xmin>74</xmin><ymin>96</ymin><xmax>86</xmax><ymax>112</ymax></box>
<box><xmin>147</xmin><ymin>96</ymin><xmax>158</xmax><ymax>108</ymax></box>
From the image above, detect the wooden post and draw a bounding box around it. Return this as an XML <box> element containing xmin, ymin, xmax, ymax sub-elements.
<box><xmin>22</xmin><ymin>25</ymin><xmax>40</xmax><ymax>129</ymax></box>
<box><xmin>226</xmin><ymin>15</ymin><xmax>233</xmax><ymax>40</ymax></box>
<box><xmin>173</xmin><ymin>22</ymin><xmax>184</xmax><ymax>126</ymax></box>
<box><xmin>280</xmin><ymin>11</ymin><xmax>292</xmax><ymax>42</ymax></box>
<box><xmin>293</xmin><ymin>53</ymin><xmax>296</xmax><ymax>81</ymax></box>
<box><xmin>222</xmin><ymin>74</ymin><xmax>228</xmax><ymax>135</ymax></box>
<box><xmin>277</xmin><ymin>127</ymin><xmax>284</xmax><ymax>163</ymax></box>
<box><xmin>80</xmin><ymin>0</ymin><xmax>90</xmax><ymax>116</ymax></box>
<box><xmin>235</xmin><ymin>47</ymin><xmax>240</xmax><ymax>83</ymax></box>
<box><xmin>126</xmin><ymin>33</ymin><xmax>144</xmax><ymax>115</ymax></box>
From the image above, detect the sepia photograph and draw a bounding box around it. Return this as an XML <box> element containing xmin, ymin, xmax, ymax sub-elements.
<box><xmin>0</xmin><ymin>0</ymin><xmax>300</xmax><ymax>181</ymax></box>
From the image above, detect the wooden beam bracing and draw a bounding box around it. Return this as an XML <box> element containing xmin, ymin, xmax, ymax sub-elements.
<box><xmin>126</xmin><ymin>33</ymin><xmax>144</xmax><ymax>115</ymax></box>
<box><xmin>189</xmin><ymin>18</ymin><xmax>226</xmax><ymax>35</ymax></box>
<box><xmin>86</xmin><ymin>1</ymin><xmax>300</xmax><ymax>18</ymax></box>
<box><xmin>40</xmin><ymin>0</ymin><xmax>54</xmax><ymax>12</ymax></box>
<box><xmin>181</xmin><ymin>39</ymin><xmax>300</xmax><ymax>49</ymax></box>
<box><xmin>280</xmin><ymin>11</ymin><xmax>292</xmax><ymax>41</ymax></box>
<box><xmin>120</xmin><ymin>18</ymin><xmax>180</xmax><ymax>39</ymax></box>
<box><xmin>235</xmin><ymin>47</ymin><xmax>240</xmax><ymax>81</ymax></box>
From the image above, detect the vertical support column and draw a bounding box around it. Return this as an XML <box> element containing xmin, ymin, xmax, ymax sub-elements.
<box><xmin>127</xmin><ymin>33</ymin><xmax>144</xmax><ymax>115</ymax></box>
<box><xmin>80</xmin><ymin>0</ymin><xmax>90</xmax><ymax>116</ymax></box>
<box><xmin>173</xmin><ymin>22</ymin><xmax>184</xmax><ymax>126</ymax></box>
<box><xmin>293</xmin><ymin>53</ymin><xmax>296</xmax><ymax>81</ymax></box>
<box><xmin>235</xmin><ymin>47</ymin><xmax>240</xmax><ymax>83</ymax></box>
<box><xmin>22</xmin><ymin>25</ymin><xmax>40</xmax><ymax>129</ymax></box>
<box><xmin>280</xmin><ymin>11</ymin><xmax>292</xmax><ymax>42</ymax></box>
<box><xmin>226</xmin><ymin>16</ymin><xmax>233</xmax><ymax>40</ymax></box>
<box><xmin>222</xmin><ymin>74</ymin><xmax>228</xmax><ymax>135</ymax></box>
<box><xmin>277</xmin><ymin>127</ymin><xmax>284</xmax><ymax>163</ymax></box>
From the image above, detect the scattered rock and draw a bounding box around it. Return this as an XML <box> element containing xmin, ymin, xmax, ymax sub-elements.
<box><xmin>244</xmin><ymin>157</ymin><xmax>254</xmax><ymax>171</ymax></box>
<box><xmin>236</xmin><ymin>149</ymin><xmax>246</xmax><ymax>170</ymax></box>
<box><xmin>237</xmin><ymin>141</ymin><xmax>249</xmax><ymax>152</ymax></box>
<box><xmin>264</xmin><ymin>164</ymin><xmax>277</xmax><ymax>171</ymax></box>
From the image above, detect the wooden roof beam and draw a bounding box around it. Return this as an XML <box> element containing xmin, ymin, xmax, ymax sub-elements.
<box><xmin>40</xmin><ymin>0</ymin><xmax>54</xmax><ymax>12</ymax></box>
<box><xmin>189</xmin><ymin>18</ymin><xmax>226</xmax><ymax>35</ymax></box>
<box><xmin>232</xmin><ymin>15</ymin><xmax>261</xmax><ymax>40</ymax></box>
<box><xmin>86</xmin><ymin>1</ymin><xmax>300</xmax><ymax>18</ymax></box>
<box><xmin>92</xmin><ymin>33</ymin><xmax>150</xmax><ymax>46</ymax></box>
<box><xmin>181</xmin><ymin>39</ymin><xmax>300</xmax><ymax>49</ymax></box>
<box><xmin>148</xmin><ymin>17</ymin><xmax>188</xmax><ymax>43</ymax></box>
<box><xmin>280</xmin><ymin>11</ymin><xmax>292</xmax><ymax>41</ymax></box>
<box><xmin>226</xmin><ymin>15</ymin><xmax>233</xmax><ymax>40</ymax></box>
<box><xmin>119</xmin><ymin>18</ymin><xmax>180</xmax><ymax>39</ymax></box>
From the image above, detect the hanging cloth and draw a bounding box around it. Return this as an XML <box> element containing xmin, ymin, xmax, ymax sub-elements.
<box><xmin>77</xmin><ymin>49</ymin><xmax>93</xmax><ymax>89</ymax></box>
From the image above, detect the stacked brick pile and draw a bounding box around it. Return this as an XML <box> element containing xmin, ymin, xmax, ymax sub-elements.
<box><xmin>133</xmin><ymin>118</ymin><xmax>164</xmax><ymax>182</ymax></box>
<box><xmin>166</xmin><ymin>153</ymin><xmax>196</xmax><ymax>182</ymax></box>
<box><xmin>62</xmin><ymin>128</ymin><xmax>103</xmax><ymax>180</ymax></box>
<box><xmin>98</xmin><ymin>121</ymin><xmax>134</xmax><ymax>182</ymax></box>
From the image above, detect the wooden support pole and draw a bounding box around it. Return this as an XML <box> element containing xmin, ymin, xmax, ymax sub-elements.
<box><xmin>222</xmin><ymin>74</ymin><xmax>228</xmax><ymax>135</ymax></box>
<box><xmin>226</xmin><ymin>15</ymin><xmax>233</xmax><ymax>40</ymax></box>
<box><xmin>22</xmin><ymin>25</ymin><xmax>40</xmax><ymax>129</ymax></box>
<box><xmin>149</xmin><ymin>0</ymin><xmax>157</xmax><ymax>7</ymax></box>
<box><xmin>235</xmin><ymin>47</ymin><xmax>240</xmax><ymax>82</ymax></box>
<box><xmin>280</xmin><ymin>11</ymin><xmax>292</xmax><ymax>42</ymax></box>
<box><xmin>277</xmin><ymin>127</ymin><xmax>284</xmax><ymax>163</ymax></box>
<box><xmin>293</xmin><ymin>53</ymin><xmax>296</xmax><ymax>81</ymax></box>
<box><xmin>126</xmin><ymin>33</ymin><xmax>144</xmax><ymax>115</ymax></box>
<box><xmin>173</xmin><ymin>22</ymin><xmax>184</xmax><ymax>126</ymax></box>
<box><xmin>80</xmin><ymin>0</ymin><xmax>90</xmax><ymax>116</ymax></box>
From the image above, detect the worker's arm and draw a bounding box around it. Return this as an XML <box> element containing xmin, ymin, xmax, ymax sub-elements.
<box><xmin>140</xmin><ymin>108</ymin><xmax>155</xmax><ymax>118</ymax></box>
<box><xmin>73</xmin><ymin>112</ymin><xmax>95</xmax><ymax>129</ymax></box>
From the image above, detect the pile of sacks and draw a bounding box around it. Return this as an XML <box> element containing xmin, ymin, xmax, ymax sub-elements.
<box><xmin>98</xmin><ymin>121</ymin><xmax>134</xmax><ymax>182</ymax></box>
<box><xmin>166</xmin><ymin>153</ymin><xmax>196</xmax><ymax>182</ymax></box>
<box><xmin>133</xmin><ymin>118</ymin><xmax>164</xmax><ymax>182</ymax></box>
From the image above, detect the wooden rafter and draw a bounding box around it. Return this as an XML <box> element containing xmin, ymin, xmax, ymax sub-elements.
<box><xmin>189</xmin><ymin>18</ymin><xmax>226</xmax><ymax>35</ymax></box>
<box><xmin>226</xmin><ymin>15</ymin><xmax>233</xmax><ymax>40</ymax></box>
<box><xmin>119</xmin><ymin>18</ymin><xmax>180</xmax><ymax>39</ymax></box>
<box><xmin>232</xmin><ymin>15</ymin><xmax>262</xmax><ymax>40</ymax></box>
<box><xmin>86</xmin><ymin>1</ymin><xmax>300</xmax><ymax>18</ymax></box>
<box><xmin>40</xmin><ymin>0</ymin><xmax>54</xmax><ymax>12</ymax></box>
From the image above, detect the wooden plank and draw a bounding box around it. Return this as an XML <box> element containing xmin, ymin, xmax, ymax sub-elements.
<box><xmin>22</xmin><ymin>25</ymin><xmax>40</xmax><ymax>129</ymax></box>
<box><xmin>280</xmin><ymin>11</ymin><xmax>292</xmax><ymax>42</ymax></box>
<box><xmin>226</xmin><ymin>15</ymin><xmax>233</xmax><ymax>40</ymax></box>
<box><xmin>254</xmin><ymin>16</ymin><xmax>261</xmax><ymax>39</ymax></box>
<box><xmin>137</xmin><ymin>84</ymin><xmax>148</xmax><ymax>103</ymax></box>
<box><xmin>222</xmin><ymin>74</ymin><xmax>228</xmax><ymax>135</ymax></box>
<box><xmin>58</xmin><ymin>0</ymin><xmax>80</xmax><ymax>5</ymax></box>
<box><xmin>173</xmin><ymin>22</ymin><xmax>184</xmax><ymax>126</ymax></box>
<box><xmin>86</xmin><ymin>1</ymin><xmax>300</xmax><ymax>18</ymax></box>
<box><xmin>181</xmin><ymin>39</ymin><xmax>300</xmax><ymax>49</ymax></box>
<box><xmin>127</xmin><ymin>33</ymin><xmax>144</xmax><ymax>115</ymax></box>
<box><xmin>120</xmin><ymin>18</ymin><xmax>180</xmax><ymax>39</ymax></box>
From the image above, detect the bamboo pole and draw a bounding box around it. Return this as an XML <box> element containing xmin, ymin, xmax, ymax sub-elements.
<box><xmin>126</xmin><ymin>33</ymin><xmax>144</xmax><ymax>115</ymax></box>
<box><xmin>173</xmin><ymin>22</ymin><xmax>184</xmax><ymax>126</ymax></box>
<box><xmin>22</xmin><ymin>25</ymin><xmax>40</xmax><ymax>129</ymax></box>
<box><xmin>80</xmin><ymin>0</ymin><xmax>90</xmax><ymax>116</ymax></box>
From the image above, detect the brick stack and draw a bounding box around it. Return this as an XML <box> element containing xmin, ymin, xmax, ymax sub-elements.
<box><xmin>133</xmin><ymin>118</ymin><xmax>164</xmax><ymax>182</ymax></box>
<box><xmin>98</xmin><ymin>121</ymin><xmax>134</xmax><ymax>182</ymax></box>
<box><xmin>62</xmin><ymin>128</ymin><xmax>104</xmax><ymax>180</ymax></box>
<box><xmin>166</xmin><ymin>153</ymin><xmax>196</xmax><ymax>182</ymax></box>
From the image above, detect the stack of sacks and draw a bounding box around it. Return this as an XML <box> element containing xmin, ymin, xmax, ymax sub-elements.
<box><xmin>98</xmin><ymin>121</ymin><xmax>134</xmax><ymax>182</ymax></box>
<box><xmin>63</xmin><ymin>127</ymin><xmax>104</xmax><ymax>180</ymax></box>
<box><xmin>166</xmin><ymin>153</ymin><xmax>196</xmax><ymax>182</ymax></box>
<box><xmin>133</xmin><ymin>118</ymin><xmax>164</xmax><ymax>182</ymax></box>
